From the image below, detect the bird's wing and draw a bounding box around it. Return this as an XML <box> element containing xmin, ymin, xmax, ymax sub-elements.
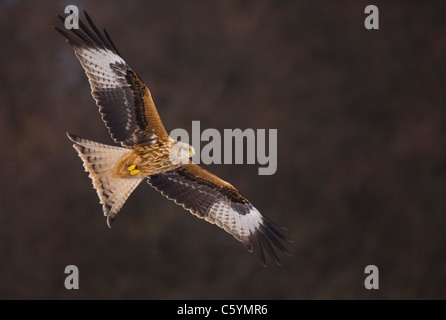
<box><xmin>54</xmin><ymin>11</ymin><xmax>169</xmax><ymax>147</ymax></box>
<box><xmin>147</xmin><ymin>163</ymin><xmax>291</xmax><ymax>266</ymax></box>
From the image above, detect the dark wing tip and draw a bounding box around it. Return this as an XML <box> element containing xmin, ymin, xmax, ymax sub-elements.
<box><xmin>247</xmin><ymin>217</ymin><xmax>291</xmax><ymax>266</ymax></box>
<box><xmin>53</xmin><ymin>25</ymin><xmax>68</xmax><ymax>37</ymax></box>
<box><xmin>250</xmin><ymin>235</ymin><xmax>267</xmax><ymax>267</ymax></box>
<box><xmin>54</xmin><ymin>10</ymin><xmax>119</xmax><ymax>54</ymax></box>
<box><xmin>263</xmin><ymin>217</ymin><xmax>293</xmax><ymax>244</ymax></box>
<box><xmin>103</xmin><ymin>28</ymin><xmax>121</xmax><ymax>56</ymax></box>
<box><xmin>258</xmin><ymin>231</ymin><xmax>281</xmax><ymax>265</ymax></box>
<box><xmin>83</xmin><ymin>9</ymin><xmax>91</xmax><ymax>21</ymax></box>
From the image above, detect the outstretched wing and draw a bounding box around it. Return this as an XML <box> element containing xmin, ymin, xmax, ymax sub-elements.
<box><xmin>54</xmin><ymin>11</ymin><xmax>169</xmax><ymax>147</ymax></box>
<box><xmin>147</xmin><ymin>164</ymin><xmax>291</xmax><ymax>266</ymax></box>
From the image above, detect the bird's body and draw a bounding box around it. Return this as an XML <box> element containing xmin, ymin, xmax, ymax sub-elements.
<box><xmin>112</xmin><ymin>140</ymin><xmax>182</xmax><ymax>177</ymax></box>
<box><xmin>55</xmin><ymin>10</ymin><xmax>290</xmax><ymax>266</ymax></box>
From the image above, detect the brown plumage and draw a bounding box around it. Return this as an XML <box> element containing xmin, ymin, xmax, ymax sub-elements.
<box><xmin>112</xmin><ymin>140</ymin><xmax>181</xmax><ymax>177</ymax></box>
<box><xmin>56</xmin><ymin>10</ymin><xmax>290</xmax><ymax>266</ymax></box>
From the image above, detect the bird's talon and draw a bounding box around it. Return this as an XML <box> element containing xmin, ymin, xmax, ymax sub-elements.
<box><xmin>127</xmin><ymin>164</ymin><xmax>140</xmax><ymax>175</ymax></box>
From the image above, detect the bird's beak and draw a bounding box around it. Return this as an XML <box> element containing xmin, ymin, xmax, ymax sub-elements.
<box><xmin>188</xmin><ymin>151</ymin><xmax>195</xmax><ymax>156</ymax></box>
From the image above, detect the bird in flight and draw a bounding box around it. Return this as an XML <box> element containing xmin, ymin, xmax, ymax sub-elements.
<box><xmin>54</xmin><ymin>10</ymin><xmax>290</xmax><ymax>266</ymax></box>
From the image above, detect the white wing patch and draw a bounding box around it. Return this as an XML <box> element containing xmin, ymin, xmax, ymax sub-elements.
<box><xmin>75</xmin><ymin>48</ymin><xmax>126</xmax><ymax>89</ymax></box>
<box><xmin>206</xmin><ymin>200</ymin><xmax>262</xmax><ymax>246</ymax></box>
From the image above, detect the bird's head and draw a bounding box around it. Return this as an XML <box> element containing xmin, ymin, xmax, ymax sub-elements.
<box><xmin>169</xmin><ymin>141</ymin><xmax>195</xmax><ymax>165</ymax></box>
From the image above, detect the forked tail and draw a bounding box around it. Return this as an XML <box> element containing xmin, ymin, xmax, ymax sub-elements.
<box><xmin>67</xmin><ymin>133</ymin><xmax>143</xmax><ymax>227</ymax></box>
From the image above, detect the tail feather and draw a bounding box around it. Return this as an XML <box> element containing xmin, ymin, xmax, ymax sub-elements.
<box><xmin>67</xmin><ymin>133</ymin><xmax>143</xmax><ymax>226</ymax></box>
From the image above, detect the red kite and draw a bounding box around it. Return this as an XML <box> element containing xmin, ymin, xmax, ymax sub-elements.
<box><xmin>55</xmin><ymin>11</ymin><xmax>290</xmax><ymax>266</ymax></box>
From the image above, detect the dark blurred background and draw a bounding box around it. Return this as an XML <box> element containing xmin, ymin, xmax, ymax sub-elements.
<box><xmin>1</xmin><ymin>0</ymin><xmax>446</xmax><ymax>299</ymax></box>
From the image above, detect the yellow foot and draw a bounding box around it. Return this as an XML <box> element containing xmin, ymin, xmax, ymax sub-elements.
<box><xmin>127</xmin><ymin>164</ymin><xmax>140</xmax><ymax>175</ymax></box>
